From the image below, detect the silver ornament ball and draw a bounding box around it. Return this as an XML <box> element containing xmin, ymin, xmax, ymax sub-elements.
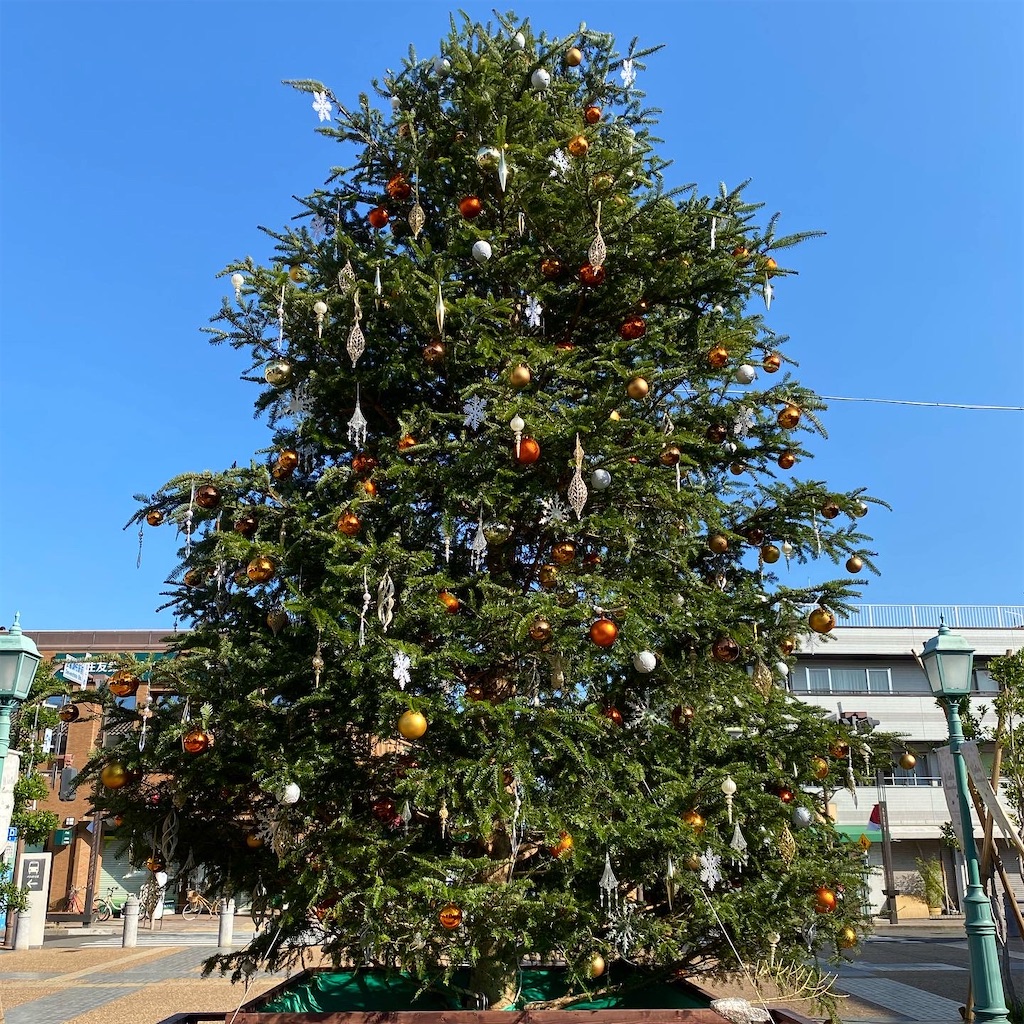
<box><xmin>791</xmin><ymin>806</ymin><xmax>813</xmax><ymax>830</ymax></box>
<box><xmin>632</xmin><ymin>650</ymin><xmax>657</xmax><ymax>674</ymax></box>
<box><xmin>472</xmin><ymin>240</ymin><xmax>493</xmax><ymax>263</ymax></box>
<box><xmin>513</xmin><ymin>31</ymin><xmax>526</xmax><ymax>49</ymax></box>
<box><xmin>278</xmin><ymin>782</ymin><xmax>301</xmax><ymax>805</ymax></box>
<box><xmin>433</xmin><ymin>56</ymin><xmax>451</xmax><ymax>76</ymax></box>
<box><xmin>734</xmin><ymin>364</ymin><xmax>756</xmax><ymax>384</ymax></box>
<box><xmin>530</xmin><ymin>68</ymin><xmax>551</xmax><ymax>91</ymax></box>
<box><xmin>591</xmin><ymin>469</ymin><xmax>611</xmax><ymax>490</ymax></box>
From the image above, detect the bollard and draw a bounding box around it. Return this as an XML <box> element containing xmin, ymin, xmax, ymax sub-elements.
<box><xmin>218</xmin><ymin>897</ymin><xmax>235</xmax><ymax>948</ymax></box>
<box><xmin>13</xmin><ymin>909</ymin><xmax>31</xmax><ymax>949</ymax></box>
<box><xmin>121</xmin><ymin>895</ymin><xmax>140</xmax><ymax>947</ymax></box>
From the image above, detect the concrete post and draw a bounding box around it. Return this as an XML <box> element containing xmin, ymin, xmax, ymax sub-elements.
<box><xmin>218</xmin><ymin>897</ymin><xmax>235</xmax><ymax>948</ymax></box>
<box><xmin>13</xmin><ymin>909</ymin><xmax>31</xmax><ymax>949</ymax></box>
<box><xmin>121</xmin><ymin>895</ymin><xmax>139</xmax><ymax>948</ymax></box>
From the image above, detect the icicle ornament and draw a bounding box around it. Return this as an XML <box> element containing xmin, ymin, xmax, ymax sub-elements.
<box><xmin>666</xmin><ymin>855</ymin><xmax>676</xmax><ymax>911</ymax></box>
<box><xmin>497</xmin><ymin>148</ymin><xmax>509</xmax><ymax>192</ymax></box>
<box><xmin>438</xmin><ymin>798</ymin><xmax>449</xmax><ymax>838</ymax></box>
<box><xmin>138</xmin><ymin>694</ymin><xmax>152</xmax><ymax>751</ymax></box>
<box><xmin>377</xmin><ymin>571</ymin><xmax>395</xmax><ymax>631</ymax></box>
<box><xmin>338</xmin><ymin>259</ymin><xmax>356</xmax><ymax>295</ymax></box>
<box><xmin>358</xmin><ymin>567</ymin><xmax>372</xmax><ymax>647</ymax></box>
<box><xmin>710</xmin><ymin>215</ymin><xmax>717</xmax><ymax>250</ymax></box>
<box><xmin>312</xmin><ymin>643</ymin><xmax>325</xmax><ymax>687</ymax></box>
<box><xmin>136</xmin><ymin>524</ymin><xmax>144</xmax><ymax>569</ymax></box>
<box><xmin>435</xmin><ymin>282</ymin><xmax>445</xmax><ymax>335</ymax></box>
<box><xmin>568</xmin><ymin>433</ymin><xmax>588</xmax><ymax>520</ymax></box>
<box><xmin>588</xmin><ymin>201</ymin><xmax>606</xmax><ymax>269</ymax></box>
<box><xmin>763</xmin><ymin>276</ymin><xmax>773</xmax><ymax>311</ymax></box>
<box><xmin>471</xmin><ymin>516</ymin><xmax>488</xmax><ymax>571</ymax></box>
<box><xmin>721</xmin><ymin>775</ymin><xmax>737</xmax><ymax>823</ymax></box>
<box><xmin>730</xmin><ymin>822</ymin><xmax>748</xmax><ymax>865</ymax></box>
<box><xmin>510</xmin><ymin>414</ymin><xmax>525</xmax><ymax>458</ymax></box>
<box><xmin>374</xmin><ymin>265</ymin><xmax>382</xmax><ymax>302</ymax></box>
<box><xmin>313</xmin><ymin>299</ymin><xmax>328</xmax><ymax>339</ymax></box>
<box><xmin>184</xmin><ymin>480</ymin><xmax>196</xmax><ymax>557</ymax></box>
<box><xmin>599</xmin><ymin>853</ymin><xmax>620</xmax><ymax>914</ymax></box>
<box><xmin>347</xmin><ymin>291</ymin><xmax>366</xmax><ymax>367</ymax></box>
<box><xmin>347</xmin><ymin>385</ymin><xmax>368</xmax><ymax>448</ymax></box>
<box><xmin>767</xmin><ymin>930</ymin><xmax>781</xmax><ymax>968</ymax></box>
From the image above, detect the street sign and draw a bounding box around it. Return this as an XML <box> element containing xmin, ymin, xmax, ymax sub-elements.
<box><xmin>42</xmin><ymin>728</ymin><xmax>53</xmax><ymax>754</ymax></box>
<box><xmin>20</xmin><ymin>857</ymin><xmax>44</xmax><ymax>891</ymax></box>
<box><xmin>61</xmin><ymin>660</ymin><xmax>89</xmax><ymax>686</ymax></box>
<box><xmin>7</xmin><ymin>827</ymin><xmax>16</xmax><ymax>842</ymax></box>
<box><xmin>53</xmin><ymin>829</ymin><xmax>73</xmax><ymax>846</ymax></box>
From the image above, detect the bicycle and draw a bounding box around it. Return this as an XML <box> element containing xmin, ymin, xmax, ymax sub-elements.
<box><xmin>60</xmin><ymin>885</ymin><xmax>84</xmax><ymax>914</ymax></box>
<box><xmin>181</xmin><ymin>888</ymin><xmax>219</xmax><ymax>919</ymax></box>
<box><xmin>91</xmin><ymin>885</ymin><xmax>121</xmax><ymax>922</ymax></box>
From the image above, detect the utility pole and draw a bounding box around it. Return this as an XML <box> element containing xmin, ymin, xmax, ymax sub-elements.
<box><xmin>876</xmin><ymin>768</ymin><xmax>899</xmax><ymax>924</ymax></box>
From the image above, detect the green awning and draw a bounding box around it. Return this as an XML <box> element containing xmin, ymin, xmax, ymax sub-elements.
<box><xmin>833</xmin><ymin>824</ymin><xmax>879</xmax><ymax>843</ymax></box>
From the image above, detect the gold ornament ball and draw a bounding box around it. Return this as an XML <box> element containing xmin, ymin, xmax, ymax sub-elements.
<box><xmin>398</xmin><ymin>710</ymin><xmax>428</xmax><ymax>740</ymax></box>
<box><xmin>277</xmin><ymin>449</ymin><xmax>300</xmax><ymax>471</ymax></box>
<box><xmin>762</xmin><ymin>352</ymin><xmax>782</xmax><ymax>373</ymax></box>
<box><xmin>566</xmin><ymin>46</ymin><xmax>583</xmax><ymax>66</ymax></box>
<box><xmin>627</xmin><ymin>377</ymin><xmax>649</xmax><ymax>400</ymax></box>
<box><xmin>846</xmin><ymin>555</ymin><xmax>864</xmax><ymax>574</ymax></box>
<box><xmin>821</xmin><ymin>501</ymin><xmax>841</xmax><ymax>520</ymax></box>
<box><xmin>811</xmin><ymin>756</ymin><xmax>830</xmax><ymax>780</ymax></box>
<box><xmin>830</xmin><ymin>740</ymin><xmax>850</xmax><ymax>759</ymax></box>
<box><xmin>246</xmin><ymin>555</ymin><xmax>276</xmax><ymax>583</ymax></box>
<box><xmin>538</xmin><ymin>564</ymin><xmax>559</xmax><ymax>588</ymax></box>
<box><xmin>288</xmin><ymin>265</ymin><xmax>306</xmax><ymax>282</ymax></box>
<box><xmin>854</xmin><ymin>501</ymin><xmax>869</xmax><ymax>518</ymax></box>
<box><xmin>779</xmin><ymin>637</ymin><xmax>797</xmax><ymax>656</ymax></box>
<box><xmin>761</xmin><ymin>543</ymin><xmax>781</xmax><ymax>564</ymax></box>
<box><xmin>588</xmin><ymin>953</ymin><xmax>606</xmax><ymax>978</ymax></box>
<box><xmin>264</xmin><ymin>360</ymin><xmax>293</xmax><ymax>386</ymax></box>
<box><xmin>195</xmin><ymin>484</ymin><xmax>221</xmax><ymax>509</ymax></box>
<box><xmin>552</xmin><ymin>541</ymin><xmax>576</xmax><ymax>565</ymax></box>
<box><xmin>729</xmin><ymin>462</ymin><xmax>746</xmax><ymax>476</ymax></box>
<box><xmin>708</xmin><ymin>534</ymin><xmax>729</xmax><ymax>554</ymax></box>
<box><xmin>146</xmin><ymin>854</ymin><xmax>166</xmax><ymax>871</ymax></box>
<box><xmin>146</xmin><ymin>509</ymin><xmax>164</xmax><ymax>527</ymax></box>
<box><xmin>271</xmin><ymin>463</ymin><xmax>292</xmax><ymax>481</ymax></box>
<box><xmin>439</xmin><ymin>903</ymin><xmax>463</xmax><ymax>930</ymax></box>
<box><xmin>529</xmin><ymin>618</ymin><xmax>553</xmax><ymax>642</ymax></box>
<box><xmin>660</xmin><ymin>446</ymin><xmax>681</xmax><ymax>467</ymax></box>
<box><xmin>592</xmin><ymin>172</ymin><xmax>613</xmax><ymax>192</ymax></box>
<box><xmin>682</xmin><ymin>809</ymin><xmax>705</xmax><ymax>832</ymax></box>
<box><xmin>808</xmin><ymin>606</ymin><xmax>836</xmax><ymax>634</ymax></box>
<box><xmin>245</xmin><ymin>834</ymin><xmax>265</xmax><ymax>849</ymax></box>
<box><xmin>838</xmin><ymin>926</ymin><xmax>858</xmax><ymax>950</ymax></box>
<box><xmin>183</xmin><ymin>728</ymin><xmax>213</xmax><ymax>754</ymax></box>
<box><xmin>510</xmin><ymin>364</ymin><xmax>532</xmax><ymax>388</ymax></box>
<box><xmin>108</xmin><ymin>671</ymin><xmax>140</xmax><ymax>698</ymax></box>
<box><xmin>684</xmin><ymin>853</ymin><xmax>702</xmax><ymax>871</ymax></box>
<box><xmin>567</xmin><ymin>134</ymin><xmax>589</xmax><ymax>158</ymax></box>
<box><xmin>711</xmin><ymin>636</ymin><xmax>740</xmax><ymax>663</ymax></box>
<box><xmin>100</xmin><ymin>763</ymin><xmax>130</xmax><ymax>790</ymax></box>
<box><xmin>777</xmin><ymin>404</ymin><xmax>801</xmax><ymax>429</ymax></box>
<box><xmin>777</xmin><ymin>451</ymin><xmax>796</xmax><ymax>470</ymax></box>
<box><xmin>707</xmin><ymin>345</ymin><xmax>729</xmax><ymax>368</ymax></box>
<box><xmin>899</xmin><ymin>751</ymin><xmax>917</xmax><ymax>771</ymax></box>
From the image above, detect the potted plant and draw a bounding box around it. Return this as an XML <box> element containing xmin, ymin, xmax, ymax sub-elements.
<box><xmin>917</xmin><ymin>857</ymin><xmax>946</xmax><ymax>917</ymax></box>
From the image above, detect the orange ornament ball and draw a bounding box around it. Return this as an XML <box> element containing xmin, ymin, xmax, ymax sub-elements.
<box><xmin>245</xmin><ymin>834</ymin><xmax>265</xmax><ymax>849</ymax></box>
<box><xmin>439</xmin><ymin>903</ymin><xmax>463</xmax><ymax>930</ymax></box>
<box><xmin>385</xmin><ymin>173</ymin><xmax>412</xmax><ymax>200</ymax></box>
<box><xmin>398</xmin><ymin>434</ymin><xmax>417</xmax><ymax>451</ymax></box>
<box><xmin>814</xmin><ymin>887</ymin><xmax>838</xmax><ymax>914</ymax></box>
<box><xmin>619</xmin><ymin>316</ymin><xmax>646</xmax><ymax>341</ymax></box>
<box><xmin>515</xmin><ymin>437</ymin><xmax>541</xmax><ymax>465</ymax></box>
<box><xmin>568</xmin><ymin>134</ymin><xmax>589</xmax><ymax>158</ymax></box>
<box><xmin>367</xmin><ymin>206</ymin><xmax>390</xmax><ymax>229</ymax></box>
<box><xmin>550</xmin><ymin>831</ymin><xmax>574</xmax><ymax>858</ymax></box>
<box><xmin>777</xmin><ymin>451</ymin><xmax>797</xmax><ymax>470</ymax></box>
<box><xmin>764</xmin><ymin>256</ymin><xmax>779</xmax><ymax>276</ymax></box>
<box><xmin>145</xmin><ymin>509</ymin><xmax>164</xmax><ymax>527</ymax></box>
<box><xmin>183</xmin><ymin>728</ymin><xmax>213</xmax><ymax>754</ymax></box>
<box><xmin>707</xmin><ymin>345</ymin><xmax>729</xmax><ymax>369</ymax></box>
<box><xmin>438</xmin><ymin>590</ymin><xmax>461</xmax><ymax>613</ymax></box>
<box><xmin>579</xmin><ymin>262</ymin><xmax>606</xmax><ymax>287</ymax></box>
<box><xmin>589</xmin><ymin>617</ymin><xmax>618</xmax><ymax>648</ymax></box>
<box><xmin>584</xmin><ymin>105</ymin><xmax>602</xmax><ymax>124</ymax></box>
<box><xmin>778</xmin><ymin>787</ymin><xmax>795</xmax><ymax>804</ymax></box>
<box><xmin>459</xmin><ymin>195</ymin><xmax>483</xmax><ymax>219</ymax></box>
<box><xmin>777</xmin><ymin>404</ymin><xmax>802</xmax><ymax>429</ymax></box>
<box><xmin>337</xmin><ymin>512</ymin><xmax>362</xmax><ymax>536</ymax></box>
<box><xmin>762</xmin><ymin>352</ymin><xmax>782</xmax><ymax>373</ymax></box>
<box><xmin>108</xmin><ymin>671</ymin><xmax>140</xmax><ymax>698</ymax></box>
<box><xmin>360</xmin><ymin>480</ymin><xmax>378</xmax><ymax>498</ymax></box>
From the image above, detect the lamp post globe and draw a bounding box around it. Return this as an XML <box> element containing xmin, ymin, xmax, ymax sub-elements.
<box><xmin>0</xmin><ymin>613</ymin><xmax>41</xmax><ymax>761</ymax></box>
<box><xmin>920</xmin><ymin>621</ymin><xmax>1009</xmax><ymax>1024</ymax></box>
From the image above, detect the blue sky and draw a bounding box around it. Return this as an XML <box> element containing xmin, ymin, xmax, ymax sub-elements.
<box><xmin>1</xmin><ymin>1</ymin><xmax>1022</xmax><ymax>629</ymax></box>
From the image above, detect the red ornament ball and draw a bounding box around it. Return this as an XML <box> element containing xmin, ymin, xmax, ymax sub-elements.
<box><xmin>459</xmin><ymin>195</ymin><xmax>483</xmax><ymax>219</ymax></box>
<box><xmin>515</xmin><ymin>438</ymin><xmax>541</xmax><ymax>465</ymax></box>
<box><xmin>579</xmin><ymin>263</ymin><xmax>606</xmax><ymax>287</ymax></box>
<box><xmin>619</xmin><ymin>317</ymin><xmax>646</xmax><ymax>341</ymax></box>
<box><xmin>367</xmin><ymin>206</ymin><xmax>390</xmax><ymax>229</ymax></box>
<box><xmin>584</xmin><ymin>105</ymin><xmax>602</xmax><ymax>124</ymax></box>
<box><xmin>814</xmin><ymin>886</ymin><xmax>838</xmax><ymax>913</ymax></box>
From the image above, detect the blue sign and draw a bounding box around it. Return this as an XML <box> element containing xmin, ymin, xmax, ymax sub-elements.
<box><xmin>6</xmin><ymin>827</ymin><xmax>16</xmax><ymax>842</ymax></box>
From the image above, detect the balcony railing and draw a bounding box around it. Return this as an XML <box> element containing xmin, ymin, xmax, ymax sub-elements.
<box><xmin>836</xmin><ymin>605</ymin><xmax>1024</xmax><ymax>630</ymax></box>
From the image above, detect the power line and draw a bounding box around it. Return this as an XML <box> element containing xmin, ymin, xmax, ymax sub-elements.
<box><xmin>819</xmin><ymin>396</ymin><xmax>1022</xmax><ymax>412</ymax></box>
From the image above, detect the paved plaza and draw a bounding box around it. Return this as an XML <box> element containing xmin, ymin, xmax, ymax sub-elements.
<box><xmin>0</xmin><ymin>917</ymin><xmax>1021</xmax><ymax>1024</ymax></box>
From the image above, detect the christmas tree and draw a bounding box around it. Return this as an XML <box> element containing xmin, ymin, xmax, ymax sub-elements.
<box><xmin>94</xmin><ymin>13</ymin><xmax>885</xmax><ymax>1007</ymax></box>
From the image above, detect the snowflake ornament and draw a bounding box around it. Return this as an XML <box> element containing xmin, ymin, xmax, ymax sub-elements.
<box><xmin>620</xmin><ymin>59</ymin><xmax>637</xmax><ymax>88</ymax></box>
<box><xmin>392</xmin><ymin>651</ymin><xmax>412</xmax><ymax>690</ymax></box>
<box><xmin>699</xmin><ymin>847</ymin><xmax>723</xmax><ymax>890</ymax></box>
<box><xmin>539</xmin><ymin>494</ymin><xmax>570</xmax><ymax>525</ymax></box>
<box><xmin>310</xmin><ymin>214</ymin><xmax>328</xmax><ymax>242</ymax></box>
<box><xmin>524</xmin><ymin>295</ymin><xmax>543</xmax><ymax>329</ymax></box>
<box><xmin>733</xmin><ymin>407</ymin><xmax>756</xmax><ymax>438</ymax></box>
<box><xmin>311</xmin><ymin>91</ymin><xmax>333</xmax><ymax>123</ymax></box>
<box><xmin>548</xmin><ymin>149</ymin><xmax>570</xmax><ymax>178</ymax></box>
<box><xmin>463</xmin><ymin>395</ymin><xmax>487</xmax><ymax>430</ymax></box>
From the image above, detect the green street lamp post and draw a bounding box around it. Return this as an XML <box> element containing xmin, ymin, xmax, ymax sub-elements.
<box><xmin>920</xmin><ymin>622</ymin><xmax>1010</xmax><ymax>1024</ymax></box>
<box><xmin>0</xmin><ymin>613</ymin><xmax>41</xmax><ymax>762</ymax></box>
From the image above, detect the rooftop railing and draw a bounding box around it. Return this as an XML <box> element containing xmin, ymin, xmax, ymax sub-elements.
<box><xmin>837</xmin><ymin>605</ymin><xmax>1024</xmax><ymax>630</ymax></box>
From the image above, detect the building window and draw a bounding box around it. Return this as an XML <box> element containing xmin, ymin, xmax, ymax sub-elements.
<box><xmin>793</xmin><ymin>666</ymin><xmax>892</xmax><ymax>694</ymax></box>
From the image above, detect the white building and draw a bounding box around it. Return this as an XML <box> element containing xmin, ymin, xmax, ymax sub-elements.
<box><xmin>793</xmin><ymin>603</ymin><xmax>1024</xmax><ymax>918</ymax></box>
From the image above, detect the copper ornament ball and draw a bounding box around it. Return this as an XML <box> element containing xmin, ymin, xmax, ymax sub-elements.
<box><xmin>899</xmin><ymin>751</ymin><xmax>917</xmax><ymax>771</ymax></box>
<box><xmin>183</xmin><ymin>568</ymin><xmax>206</xmax><ymax>588</ymax></box>
<box><xmin>58</xmin><ymin>703</ymin><xmax>80</xmax><ymax>723</ymax></box>
<box><xmin>761</xmin><ymin>543</ymin><xmax>781</xmax><ymax>564</ymax></box>
<box><xmin>744</xmin><ymin>527</ymin><xmax>765</xmax><ymax>546</ymax></box>
<box><xmin>830</xmin><ymin>740</ymin><xmax>850</xmax><ymax>759</ymax></box>
<box><xmin>538</xmin><ymin>564</ymin><xmax>559</xmax><ymax>589</ymax></box>
<box><xmin>234</xmin><ymin>514</ymin><xmax>258</xmax><ymax>538</ymax></box>
<box><xmin>777</xmin><ymin>787</ymin><xmax>795</xmax><ymax>804</ymax></box>
<box><xmin>708</xmin><ymin>534</ymin><xmax>729</xmax><ymax>554</ymax></box>
<box><xmin>271</xmin><ymin>463</ymin><xmax>293</xmax><ymax>481</ymax></box>
<box><xmin>385</xmin><ymin>173</ymin><xmax>412</xmax><ymax>200</ymax></box>
<box><xmin>567</xmin><ymin>134</ymin><xmax>589</xmax><ymax>158</ymax></box>
<box><xmin>277</xmin><ymin>449</ymin><xmax>300</xmax><ymax>471</ymax></box>
<box><xmin>619</xmin><ymin>316</ymin><xmax>646</xmax><ymax>340</ymax></box>
<box><xmin>603</xmin><ymin>706</ymin><xmax>624</xmax><ymax>727</ymax></box>
<box><xmin>183</xmin><ymin>728</ymin><xmax>213</xmax><ymax>754</ymax></box>
<box><xmin>589</xmin><ymin>617</ymin><xmax>619</xmax><ymax>648</ymax></box>
<box><xmin>552</xmin><ymin>541</ymin><xmax>576</xmax><ymax>565</ymax></box>
<box><xmin>246</xmin><ymin>555</ymin><xmax>276</xmax><ymax>583</ymax></box>
<box><xmin>438</xmin><ymin>590</ymin><xmax>461</xmax><ymax>613</ymax></box>
<box><xmin>397</xmin><ymin>434</ymin><xmax>417</xmax><ymax>451</ymax></box>
<box><xmin>814</xmin><ymin>887</ymin><xmax>838</xmax><ymax>914</ymax></box>
<box><xmin>808</xmin><ymin>606</ymin><xmax>836</xmax><ymax>634</ymax></box>
<box><xmin>245</xmin><ymin>834</ymin><xmax>265</xmax><ymax>849</ymax></box>
<box><xmin>195</xmin><ymin>484</ymin><xmax>221</xmax><ymax>509</ymax></box>
<box><xmin>732</xmin><ymin>246</ymin><xmax>749</xmax><ymax>260</ymax></box>
<box><xmin>777</xmin><ymin>451</ymin><xmax>797</xmax><ymax>469</ymax></box>
<box><xmin>108</xmin><ymin>671</ymin><xmax>140</xmax><ymax>698</ymax></box>
<box><xmin>821</xmin><ymin>501</ymin><xmax>841</xmax><ymax>520</ymax></box>
<box><xmin>626</xmin><ymin>376</ymin><xmax>649</xmax><ymax>400</ymax></box>
<box><xmin>367</xmin><ymin>206</ymin><xmax>390</xmax><ymax>229</ymax></box>
<box><xmin>584</xmin><ymin>104</ymin><xmax>602</xmax><ymax>124</ymax></box>
<box><xmin>337</xmin><ymin>512</ymin><xmax>362</xmax><ymax>536</ymax></box>
<box><xmin>660</xmin><ymin>446</ymin><xmax>681</xmax><ymax>467</ymax></box>
<box><xmin>540</xmin><ymin>257</ymin><xmax>564</xmax><ymax>279</ymax></box>
<box><xmin>515</xmin><ymin>437</ymin><xmax>541</xmax><ymax>464</ymax></box>
<box><xmin>707</xmin><ymin>345</ymin><xmax>729</xmax><ymax>368</ymax></box>
<box><xmin>351</xmin><ymin>452</ymin><xmax>378</xmax><ymax>476</ymax></box>
<box><xmin>777</xmin><ymin>404</ymin><xmax>801</xmax><ymax>429</ymax></box>
<box><xmin>845</xmin><ymin>555</ymin><xmax>864</xmax><ymax>574</ymax></box>
<box><xmin>146</xmin><ymin>509</ymin><xmax>164</xmax><ymax>526</ymax></box>
<box><xmin>779</xmin><ymin>638</ymin><xmax>797</xmax><ymax>656</ymax></box>
<box><xmin>711</xmin><ymin>636</ymin><xmax>740</xmax><ymax>663</ymax></box>
<box><xmin>762</xmin><ymin>352</ymin><xmax>782</xmax><ymax>373</ymax></box>
<box><xmin>459</xmin><ymin>195</ymin><xmax>483</xmax><ymax>219</ymax></box>
<box><xmin>579</xmin><ymin>262</ymin><xmax>606</xmax><ymax>286</ymax></box>
<box><xmin>682</xmin><ymin>809</ymin><xmax>705</xmax><ymax>832</ymax></box>
<box><xmin>510</xmin><ymin>364</ymin><xmax>532</xmax><ymax>388</ymax></box>
<box><xmin>705</xmin><ymin>423</ymin><xmax>728</xmax><ymax>443</ymax></box>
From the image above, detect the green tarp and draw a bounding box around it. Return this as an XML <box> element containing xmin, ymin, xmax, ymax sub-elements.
<box><xmin>260</xmin><ymin>968</ymin><xmax>709</xmax><ymax>1013</ymax></box>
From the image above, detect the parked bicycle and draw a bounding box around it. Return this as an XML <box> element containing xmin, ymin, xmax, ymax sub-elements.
<box><xmin>91</xmin><ymin>885</ymin><xmax>122</xmax><ymax>922</ymax></box>
<box><xmin>60</xmin><ymin>885</ymin><xmax>85</xmax><ymax>914</ymax></box>
<box><xmin>181</xmin><ymin>888</ymin><xmax>219</xmax><ymax>919</ymax></box>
